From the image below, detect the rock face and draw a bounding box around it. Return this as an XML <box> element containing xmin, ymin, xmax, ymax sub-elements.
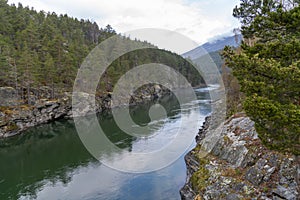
<box><xmin>0</xmin><ymin>87</ymin><xmax>19</xmax><ymax>106</ymax></box>
<box><xmin>0</xmin><ymin>85</ymin><xmax>168</xmax><ymax>138</ymax></box>
<box><xmin>0</xmin><ymin>95</ymin><xmax>72</xmax><ymax>138</ymax></box>
<box><xmin>180</xmin><ymin>115</ymin><xmax>299</xmax><ymax>200</ymax></box>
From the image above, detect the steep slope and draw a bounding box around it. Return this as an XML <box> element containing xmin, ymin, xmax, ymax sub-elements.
<box><xmin>182</xmin><ymin>35</ymin><xmax>242</xmax><ymax>60</ymax></box>
<box><xmin>180</xmin><ymin>115</ymin><xmax>299</xmax><ymax>200</ymax></box>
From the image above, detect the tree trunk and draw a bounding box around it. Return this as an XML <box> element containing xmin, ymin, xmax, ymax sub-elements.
<box><xmin>27</xmin><ymin>83</ymin><xmax>30</xmax><ymax>105</ymax></box>
<box><xmin>51</xmin><ymin>80</ymin><xmax>54</xmax><ymax>99</ymax></box>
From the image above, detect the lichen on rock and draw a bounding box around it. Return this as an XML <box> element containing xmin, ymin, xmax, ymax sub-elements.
<box><xmin>180</xmin><ymin>115</ymin><xmax>299</xmax><ymax>200</ymax></box>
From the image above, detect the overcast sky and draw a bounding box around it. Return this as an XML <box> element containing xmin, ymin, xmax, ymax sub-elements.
<box><xmin>8</xmin><ymin>0</ymin><xmax>240</xmax><ymax>49</ymax></box>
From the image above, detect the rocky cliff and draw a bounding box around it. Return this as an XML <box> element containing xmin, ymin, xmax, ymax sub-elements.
<box><xmin>0</xmin><ymin>85</ymin><xmax>168</xmax><ymax>138</ymax></box>
<box><xmin>181</xmin><ymin>115</ymin><xmax>299</xmax><ymax>200</ymax></box>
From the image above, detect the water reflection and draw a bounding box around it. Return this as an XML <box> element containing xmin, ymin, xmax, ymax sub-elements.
<box><xmin>0</xmin><ymin>88</ymin><xmax>212</xmax><ymax>200</ymax></box>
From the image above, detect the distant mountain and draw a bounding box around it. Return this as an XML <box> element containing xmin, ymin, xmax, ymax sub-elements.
<box><xmin>182</xmin><ymin>35</ymin><xmax>242</xmax><ymax>60</ymax></box>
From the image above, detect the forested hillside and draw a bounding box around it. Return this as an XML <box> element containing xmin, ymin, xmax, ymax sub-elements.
<box><xmin>0</xmin><ymin>0</ymin><xmax>203</xmax><ymax>105</ymax></box>
<box><xmin>0</xmin><ymin>0</ymin><xmax>117</xmax><ymax>100</ymax></box>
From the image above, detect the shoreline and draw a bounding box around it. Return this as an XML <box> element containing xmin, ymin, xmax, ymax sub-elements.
<box><xmin>0</xmin><ymin>85</ymin><xmax>173</xmax><ymax>138</ymax></box>
<box><xmin>0</xmin><ymin>84</ymin><xmax>207</xmax><ymax>139</ymax></box>
<box><xmin>180</xmin><ymin>115</ymin><xmax>299</xmax><ymax>199</ymax></box>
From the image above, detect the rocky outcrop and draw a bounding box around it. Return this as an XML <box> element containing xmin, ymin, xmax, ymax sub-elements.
<box><xmin>0</xmin><ymin>85</ymin><xmax>168</xmax><ymax>138</ymax></box>
<box><xmin>181</xmin><ymin>115</ymin><xmax>299</xmax><ymax>200</ymax></box>
<box><xmin>0</xmin><ymin>87</ymin><xmax>19</xmax><ymax>106</ymax></box>
<box><xmin>181</xmin><ymin>116</ymin><xmax>211</xmax><ymax>200</ymax></box>
<box><xmin>0</xmin><ymin>95</ymin><xmax>72</xmax><ymax>138</ymax></box>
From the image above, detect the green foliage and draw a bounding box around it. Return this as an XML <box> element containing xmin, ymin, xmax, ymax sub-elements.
<box><xmin>0</xmin><ymin>1</ymin><xmax>114</xmax><ymax>100</ymax></box>
<box><xmin>224</xmin><ymin>3</ymin><xmax>300</xmax><ymax>155</ymax></box>
<box><xmin>96</xmin><ymin>37</ymin><xmax>205</xmax><ymax>93</ymax></box>
<box><xmin>0</xmin><ymin>1</ymin><xmax>205</xmax><ymax>104</ymax></box>
<box><xmin>233</xmin><ymin>0</ymin><xmax>299</xmax><ymax>38</ymax></box>
<box><xmin>191</xmin><ymin>158</ymin><xmax>210</xmax><ymax>192</ymax></box>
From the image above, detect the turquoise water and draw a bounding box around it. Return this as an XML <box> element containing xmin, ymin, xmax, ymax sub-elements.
<box><xmin>0</xmin><ymin>89</ymin><xmax>211</xmax><ymax>200</ymax></box>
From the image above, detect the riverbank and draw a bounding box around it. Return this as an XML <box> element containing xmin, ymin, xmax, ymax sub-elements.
<box><xmin>180</xmin><ymin>115</ymin><xmax>299</xmax><ymax>200</ymax></box>
<box><xmin>0</xmin><ymin>85</ymin><xmax>169</xmax><ymax>138</ymax></box>
<box><xmin>0</xmin><ymin>86</ymin><xmax>208</xmax><ymax>200</ymax></box>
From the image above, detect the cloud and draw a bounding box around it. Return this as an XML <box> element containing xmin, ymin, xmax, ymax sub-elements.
<box><xmin>8</xmin><ymin>0</ymin><xmax>240</xmax><ymax>47</ymax></box>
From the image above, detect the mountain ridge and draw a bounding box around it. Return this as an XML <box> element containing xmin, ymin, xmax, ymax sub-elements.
<box><xmin>182</xmin><ymin>34</ymin><xmax>242</xmax><ymax>60</ymax></box>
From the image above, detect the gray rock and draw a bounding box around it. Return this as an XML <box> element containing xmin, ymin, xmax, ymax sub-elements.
<box><xmin>245</xmin><ymin>167</ymin><xmax>264</xmax><ymax>186</ymax></box>
<box><xmin>180</xmin><ymin>185</ymin><xmax>197</xmax><ymax>200</ymax></box>
<box><xmin>0</xmin><ymin>87</ymin><xmax>19</xmax><ymax>106</ymax></box>
<box><xmin>226</xmin><ymin>194</ymin><xmax>240</xmax><ymax>200</ymax></box>
<box><xmin>181</xmin><ymin>116</ymin><xmax>299</xmax><ymax>200</ymax></box>
<box><xmin>263</xmin><ymin>167</ymin><xmax>276</xmax><ymax>182</ymax></box>
<box><xmin>0</xmin><ymin>85</ymin><xmax>170</xmax><ymax>138</ymax></box>
<box><xmin>272</xmin><ymin>185</ymin><xmax>298</xmax><ymax>200</ymax></box>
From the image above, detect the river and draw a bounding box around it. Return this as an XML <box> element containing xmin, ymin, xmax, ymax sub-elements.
<box><xmin>0</xmin><ymin>87</ymin><xmax>213</xmax><ymax>200</ymax></box>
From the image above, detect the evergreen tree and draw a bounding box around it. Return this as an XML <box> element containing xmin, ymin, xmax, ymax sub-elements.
<box><xmin>0</xmin><ymin>1</ymin><xmax>205</xmax><ymax>106</ymax></box>
<box><xmin>43</xmin><ymin>53</ymin><xmax>56</xmax><ymax>98</ymax></box>
<box><xmin>223</xmin><ymin>1</ymin><xmax>300</xmax><ymax>155</ymax></box>
<box><xmin>17</xmin><ymin>44</ymin><xmax>38</xmax><ymax>104</ymax></box>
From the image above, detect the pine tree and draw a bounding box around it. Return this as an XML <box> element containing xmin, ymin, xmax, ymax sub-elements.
<box><xmin>17</xmin><ymin>43</ymin><xmax>39</xmax><ymax>104</ymax></box>
<box><xmin>223</xmin><ymin>1</ymin><xmax>300</xmax><ymax>155</ymax></box>
<box><xmin>44</xmin><ymin>53</ymin><xmax>56</xmax><ymax>98</ymax></box>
